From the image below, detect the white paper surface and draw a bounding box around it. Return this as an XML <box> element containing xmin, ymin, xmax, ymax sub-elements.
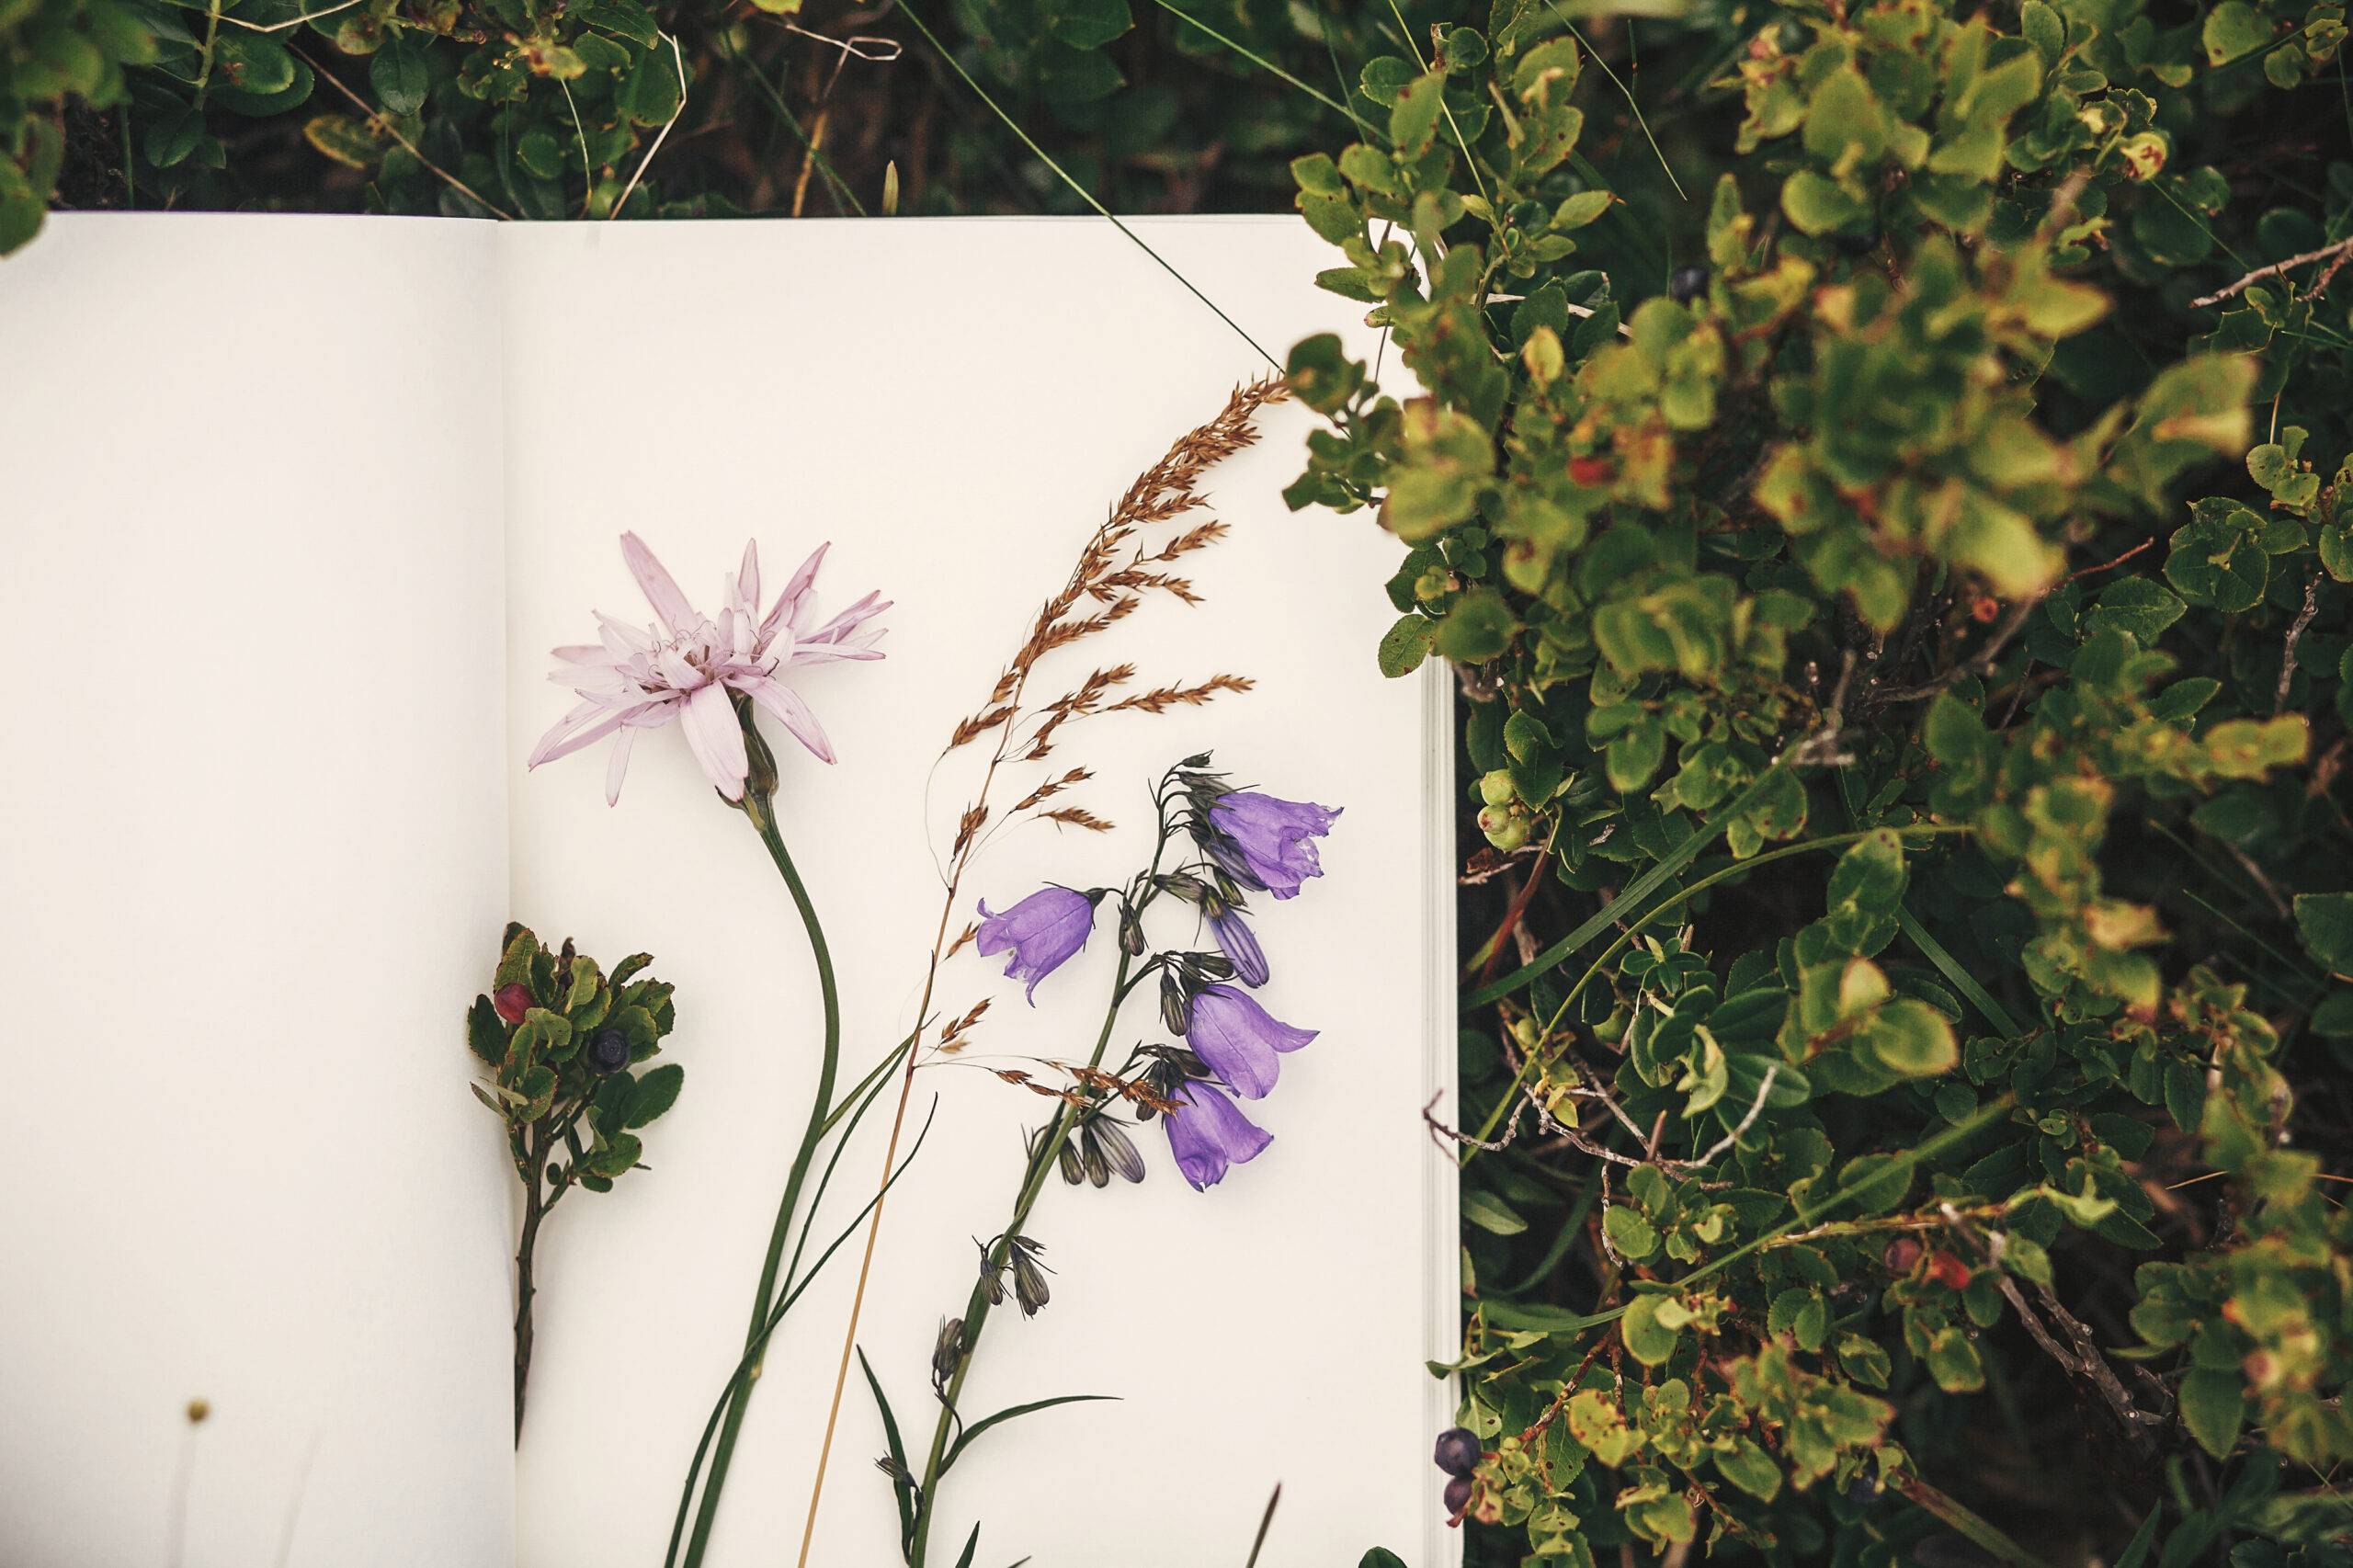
<box><xmin>0</xmin><ymin>212</ymin><xmax>1455</xmax><ymax>1568</ymax></box>
<box><xmin>498</xmin><ymin>217</ymin><xmax>1456</xmax><ymax>1568</ymax></box>
<box><xmin>0</xmin><ymin>217</ymin><xmax>517</xmax><ymax>1565</ymax></box>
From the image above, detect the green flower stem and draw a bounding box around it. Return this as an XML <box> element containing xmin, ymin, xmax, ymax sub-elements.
<box><xmin>680</xmin><ymin>789</ymin><xmax>841</xmax><ymax>1568</ymax></box>
<box><xmin>904</xmin><ymin>788</ymin><xmax>1180</xmax><ymax>1566</ymax></box>
<box><xmin>904</xmin><ymin>946</ymin><xmax>1138</xmax><ymax>1568</ymax></box>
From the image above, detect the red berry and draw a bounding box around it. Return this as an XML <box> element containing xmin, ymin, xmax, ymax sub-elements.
<box><xmin>1926</xmin><ymin>1251</ymin><xmax>1973</xmax><ymax>1290</ymax></box>
<box><xmin>1568</xmin><ymin>456</ymin><xmax>1616</xmax><ymax>486</ymax></box>
<box><xmin>493</xmin><ymin>983</ymin><xmax>533</xmax><ymax>1024</ymax></box>
<box><xmin>1882</xmin><ymin>1236</ymin><xmax>1923</xmax><ymax>1274</ymax></box>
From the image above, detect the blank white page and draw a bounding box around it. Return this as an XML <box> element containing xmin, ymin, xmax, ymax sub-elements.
<box><xmin>498</xmin><ymin>217</ymin><xmax>1457</xmax><ymax>1568</ymax></box>
<box><xmin>0</xmin><ymin>216</ymin><xmax>516</xmax><ymax>1566</ymax></box>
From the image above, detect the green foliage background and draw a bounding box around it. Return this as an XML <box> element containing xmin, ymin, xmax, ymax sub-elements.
<box><xmin>15</xmin><ymin>0</ymin><xmax>2353</xmax><ymax>1562</ymax></box>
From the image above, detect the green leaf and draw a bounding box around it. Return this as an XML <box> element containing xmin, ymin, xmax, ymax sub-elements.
<box><xmin>2202</xmin><ymin>0</ymin><xmax>2269</xmax><ymax>62</ymax></box>
<box><xmin>1377</xmin><ymin>614</ymin><xmax>1435</xmax><ymax>677</ymax></box>
<box><xmin>216</xmin><ymin>32</ymin><xmax>297</xmax><ymax>95</ymax></box>
<box><xmin>467</xmin><ymin>995</ymin><xmax>506</xmax><ymax>1065</ymax></box>
<box><xmin>370</xmin><ymin>31</ymin><xmax>428</xmax><ymax>115</ymax></box>
<box><xmin>858</xmin><ymin>1348</ymin><xmax>916</xmax><ymax>1543</ymax></box>
<box><xmin>1713</xmin><ymin>1436</ymin><xmax>1780</xmax><ymax>1501</ymax></box>
<box><xmin>2294</xmin><ymin>892</ymin><xmax>2353</xmax><ymax>978</ymax></box>
<box><xmin>1390</xmin><ymin>71</ymin><xmax>1448</xmax><ymax>157</ymax></box>
<box><xmin>1604</xmin><ymin>1204</ymin><xmax>1660</xmax><ymax>1261</ymax></box>
<box><xmin>1620</xmin><ymin>1292</ymin><xmax>1681</xmax><ymax>1366</ymax></box>
<box><xmin>1435</xmin><ymin>589</ymin><xmax>1518</xmax><ymax>663</ymax></box>
<box><xmin>1926</xmin><ymin>1325</ymin><xmax>1986</xmax><ymax>1392</ymax></box>
<box><xmin>623</xmin><ymin>1062</ymin><xmax>684</xmax><ymax>1128</ymax></box>
<box><xmin>1040</xmin><ymin>0</ymin><xmax>1131</xmax><ymax>50</ymax></box>
<box><xmin>2086</xmin><ymin>578</ymin><xmax>2186</xmax><ymax>643</ymax></box>
<box><xmin>1839</xmin><ymin>1152</ymin><xmax>1914</xmax><ymax>1215</ymax></box>
<box><xmin>1463</xmin><ymin>1188</ymin><xmax>1529</xmax><ymax>1235</ymax></box>
<box><xmin>1866</xmin><ymin>998</ymin><xmax>1960</xmax><ymax>1076</ymax></box>
<box><xmin>2179</xmin><ymin>1367</ymin><xmax>2246</xmax><ymax>1458</ymax></box>
<box><xmin>942</xmin><ymin>1392</ymin><xmax>1119</xmax><ymax>1471</ymax></box>
<box><xmin>1781</xmin><ymin>170</ymin><xmax>1866</xmax><ymax>235</ymax></box>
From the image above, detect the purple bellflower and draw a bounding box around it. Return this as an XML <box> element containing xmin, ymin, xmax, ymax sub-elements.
<box><xmin>1205</xmin><ymin>790</ymin><xmax>1341</xmax><ymax>901</ymax></box>
<box><xmin>975</xmin><ymin>886</ymin><xmax>1105</xmax><ymax>1001</ymax></box>
<box><xmin>1183</xmin><ymin>983</ymin><xmax>1314</xmax><ymax>1099</ymax></box>
<box><xmin>1163</xmin><ymin>1079</ymin><xmax>1273</xmax><ymax>1191</ymax></box>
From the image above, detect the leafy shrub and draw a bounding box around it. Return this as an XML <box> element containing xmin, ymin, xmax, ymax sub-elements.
<box><xmin>1285</xmin><ymin>0</ymin><xmax>2353</xmax><ymax>1561</ymax></box>
<box><xmin>11</xmin><ymin>0</ymin><xmax>1376</xmax><ymax>249</ymax></box>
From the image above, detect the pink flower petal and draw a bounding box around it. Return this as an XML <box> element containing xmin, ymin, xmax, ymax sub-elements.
<box><xmin>681</xmin><ymin>681</ymin><xmax>749</xmax><ymax>800</ymax></box>
<box><xmin>742</xmin><ymin>675</ymin><xmax>836</xmax><ymax>764</ymax></box>
<box><xmin>736</xmin><ymin>539</ymin><xmax>761</xmax><ymax>611</ymax></box>
<box><xmin>766</xmin><ymin>541</ymin><xmax>831</xmax><ymax>641</ymax></box>
<box><xmin>604</xmin><ymin>724</ymin><xmax>637</xmax><ymax>806</ymax></box>
<box><xmin>804</xmin><ymin>591</ymin><xmax>891</xmax><ymax>646</ymax></box>
<box><xmin>529</xmin><ymin>705</ymin><xmax>631</xmax><ymax>769</ymax></box>
<box><xmin>620</xmin><ymin>532</ymin><xmax>701</xmax><ymax>640</ymax></box>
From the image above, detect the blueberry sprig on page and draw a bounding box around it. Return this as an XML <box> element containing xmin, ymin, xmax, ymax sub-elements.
<box><xmin>468</xmin><ymin>924</ymin><xmax>681</xmax><ymax>1444</ymax></box>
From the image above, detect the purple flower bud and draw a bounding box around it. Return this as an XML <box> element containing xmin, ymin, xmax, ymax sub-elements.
<box><xmin>1204</xmin><ymin>790</ymin><xmax>1341</xmax><ymax>901</ymax></box>
<box><xmin>1162</xmin><ymin>1079</ymin><xmax>1273</xmax><ymax>1190</ymax></box>
<box><xmin>1208</xmin><ymin>906</ymin><xmax>1269</xmax><ymax>987</ymax></box>
<box><xmin>974</xmin><ymin>886</ymin><xmax>1102</xmax><ymax>1002</ymax></box>
<box><xmin>1183</xmin><ymin>984</ymin><xmax>1315</xmax><ymax>1099</ymax></box>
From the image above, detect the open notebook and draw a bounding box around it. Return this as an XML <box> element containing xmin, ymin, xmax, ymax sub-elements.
<box><xmin>0</xmin><ymin>215</ymin><xmax>1456</xmax><ymax>1567</ymax></box>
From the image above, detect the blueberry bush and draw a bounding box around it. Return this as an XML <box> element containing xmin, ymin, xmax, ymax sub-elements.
<box><xmin>1281</xmin><ymin>3</ymin><xmax>2353</xmax><ymax>1562</ymax></box>
<box><xmin>17</xmin><ymin>0</ymin><xmax>2353</xmax><ymax>1562</ymax></box>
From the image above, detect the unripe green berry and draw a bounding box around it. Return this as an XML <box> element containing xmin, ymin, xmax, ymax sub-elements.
<box><xmin>1478</xmin><ymin>769</ymin><xmax>1516</xmax><ymax>807</ymax></box>
<box><xmin>1478</xmin><ymin>807</ymin><xmax>1531</xmax><ymax>852</ymax></box>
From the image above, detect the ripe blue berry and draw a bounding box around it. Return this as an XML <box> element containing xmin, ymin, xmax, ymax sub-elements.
<box><xmin>586</xmin><ymin>1028</ymin><xmax>631</xmax><ymax>1074</ymax></box>
<box><xmin>1443</xmin><ymin>1474</ymin><xmax>1473</xmax><ymax>1517</ymax></box>
<box><xmin>1434</xmin><ymin>1426</ymin><xmax>1482</xmax><ymax>1477</ymax></box>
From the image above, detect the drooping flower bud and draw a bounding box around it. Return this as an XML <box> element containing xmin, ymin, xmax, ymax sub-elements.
<box><xmin>1160</xmin><ymin>971</ymin><xmax>1193</xmax><ymax>1036</ymax></box>
<box><xmin>1088</xmin><ymin>1117</ymin><xmax>1146</xmax><ymax>1184</ymax></box>
<box><xmin>931</xmin><ymin>1317</ymin><xmax>966</xmax><ymax>1393</ymax></box>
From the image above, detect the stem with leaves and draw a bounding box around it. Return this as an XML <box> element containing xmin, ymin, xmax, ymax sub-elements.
<box><xmin>900</xmin><ymin>791</ymin><xmax>1180</xmax><ymax>1565</ymax></box>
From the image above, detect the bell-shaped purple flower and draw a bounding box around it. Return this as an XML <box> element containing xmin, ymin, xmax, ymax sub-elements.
<box><xmin>1163</xmin><ymin>1079</ymin><xmax>1273</xmax><ymax>1190</ymax></box>
<box><xmin>1184</xmin><ymin>983</ymin><xmax>1314</xmax><ymax>1099</ymax></box>
<box><xmin>1206</xmin><ymin>790</ymin><xmax>1341</xmax><ymax>901</ymax></box>
<box><xmin>1208</xmin><ymin>906</ymin><xmax>1269</xmax><ymax>988</ymax></box>
<box><xmin>975</xmin><ymin>886</ymin><xmax>1102</xmax><ymax>1002</ymax></box>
